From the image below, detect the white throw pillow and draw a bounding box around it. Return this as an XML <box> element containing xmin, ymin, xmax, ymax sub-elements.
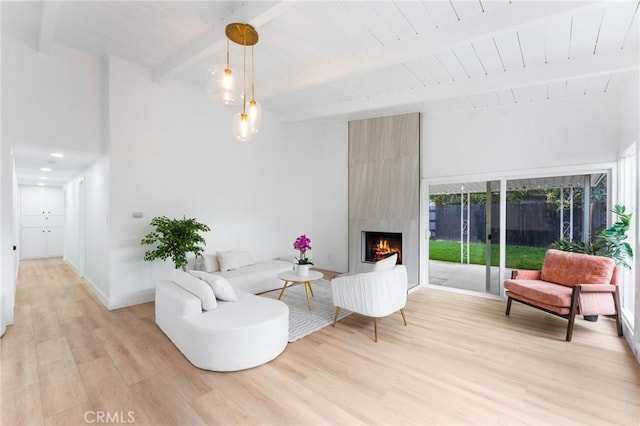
<box><xmin>190</xmin><ymin>270</ymin><xmax>238</xmax><ymax>302</ymax></box>
<box><xmin>217</xmin><ymin>250</ymin><xmax>240</xmax><ymax>272</ymax></box>
<box><xmin>373</xmin><ymin>253</ymin><xmax>398</xmax><ymax>272</ymax></box>
<box><xmin>171</xmin><ymin>269</ymin><xmax>217</xmax><ymax>311</ymax></box>
<box><xmin>201</xmin><ymin>253</ymin><xmax>220</xmax><ymax>272</ymax></box>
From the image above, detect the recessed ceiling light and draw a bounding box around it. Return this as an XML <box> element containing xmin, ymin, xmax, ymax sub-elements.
<box><xmin>50</xmin><ymin>152</ymin><xmax>64</xmax><ymax>158</ymax></box>
<box><xmin>38</xmin><ymin>176</ymin><xmax>48</xmax><ymax>180</ymax></box>
<box><xmin>37</xmin><ymin>183</ymin><xmax>45</xmax><ymax>186</ymax></box>
<box><xmin>40</xmin><ymin>167</ymin><xmax>51</xmax><ymax>172</ymax></box>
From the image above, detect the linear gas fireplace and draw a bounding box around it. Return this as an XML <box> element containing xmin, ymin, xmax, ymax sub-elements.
<box><xmin>362</xmin><ymin>231</ymin><xmax>402</xmax><ymax>264</ymax></box>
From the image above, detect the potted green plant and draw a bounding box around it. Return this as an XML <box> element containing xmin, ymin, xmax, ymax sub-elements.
<box><xmin>141</xmin><ymin>216</ymin><xmax>211</xmax><ymax>271</ymax></box>
<box><xmin>552</xmin><ymin>204</ymin><xmax>633</xmax><ymax>269</ymax></box>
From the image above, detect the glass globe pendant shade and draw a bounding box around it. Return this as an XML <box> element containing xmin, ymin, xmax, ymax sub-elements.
<box><xmin>247</xmin><ymin>99</ymin><xmax>261</xmax><ymax>135</ymax></box>
<box><xmin>232</xmin><ymin>112</ymin><xmax>252</xmax><ymax>142</ymax></box>
<box><xmin>207</xmin><ymin>64</ymin><xmax>239</xmax><ymax>105</ymax></box>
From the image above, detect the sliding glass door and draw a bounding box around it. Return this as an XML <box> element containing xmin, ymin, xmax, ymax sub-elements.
<box><xmin>428</xmin><ymin>181</ymin><xmax>501</xmax><ymax>295</ymax></box>
<box><xmin>426</xmin><ymin>171</ymin><xmax>611</xmax><ymax>297</ymax></box>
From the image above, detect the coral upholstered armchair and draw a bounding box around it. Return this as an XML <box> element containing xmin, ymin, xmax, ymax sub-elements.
<box><xmin>504</xmin><ymin>249</ymin><xmax>622</xmax><ymax>341</ymax></box>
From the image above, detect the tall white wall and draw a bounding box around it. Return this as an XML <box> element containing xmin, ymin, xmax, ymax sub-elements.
<box><xmin>616</xmin><ymin>71</ymin><xmax>639</xmax><ymax>361</ymax></box>
<box><xmin>422</xmin><ymin>94</ymin><xmax>620</xmax><ymax>178</ymax></box>
<box><xmin>104</xmin><ymin>56</ymin><xmax>316</xmax><ymax>307</ymax></box>
<box><xmin>83</xmin><ymin>157</ymin><xmax>110</xmax><ymax>304</ymax></box>
<box><xmin>1</xmin><ymin>36</ymin><xmax>103</xmax><ymax>153</ymax></box>
<box><xmin>310</xmin><ymin>122</ymin><xmax>349</xmax><ymax>273</ymax></box>
<box><xmin>618</xmin><ymin>71</ymin><xmax>639</xmax><ymax>154</ymax></box>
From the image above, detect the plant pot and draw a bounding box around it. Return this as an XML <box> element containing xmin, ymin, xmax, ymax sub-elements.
<box><xmin>297</xmin><ymin>264</ymin><xmax>309</xmax><ymax>276</ymax></box>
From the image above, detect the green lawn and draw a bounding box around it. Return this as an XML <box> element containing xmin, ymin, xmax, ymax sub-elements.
<box><xmin>429</xmin><ymin>240</ymin><xmax>547</xmax><ymax>270</ymax></box>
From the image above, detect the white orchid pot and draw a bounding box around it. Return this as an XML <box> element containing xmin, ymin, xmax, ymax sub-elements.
<box><xmin>297</xmin><ymin>264</ymin><xmax>310</xmax><ymax>276</ymax></box>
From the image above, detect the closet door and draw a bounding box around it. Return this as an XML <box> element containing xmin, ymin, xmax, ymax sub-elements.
<box><xmin>20</xmin><ymin>185</ymin><xmax>65</xmax><ymax>259</ymax></box>
<box><xmin>21</xmin><ymin>228</ymin><xmax>48</xmax><ymax>259</ymax></box>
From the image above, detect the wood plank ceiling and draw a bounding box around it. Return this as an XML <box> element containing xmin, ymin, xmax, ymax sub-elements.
<box><xmin>2</xmin><ymin>0</ymin><xmax>639</xmax><ymax>126</ymax></box>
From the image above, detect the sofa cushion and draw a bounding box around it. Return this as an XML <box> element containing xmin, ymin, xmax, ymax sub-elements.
<box><xmin>504</xmin><ymin>279</ymin><xmax>573</xmax><ymax>308</ymax></box>
<box><xmin>218</xmin><ymin>260</ymin><xmax>293</xmax><ymax>294</ymax></box>
<box><xmin>217</xmin><ymin>250</ymin><xmax>241</xmax><ymax>272</ymax></box>
<box><xmin>505</xmin><ymin>291</ymin><xmax>571</xmax><ymax>315</ymax></box>
<box><xmin>202</xmin><ymin>253</ymin><xmax>220</xmax><ymax>272</ymax></box>
<box><xmin>190</xmin><ymin>270</ymin><xmax>238</xmax><ymax>302</ymax></box>
<box><xmin>172</xmin><ymin>269</ymin><xmax>217</xmax><ymax>311</ymax></box>
<box><xmin>539</xmin><ymin>249</ymin><xmax>615</xmax><ymax>286</ymax></box>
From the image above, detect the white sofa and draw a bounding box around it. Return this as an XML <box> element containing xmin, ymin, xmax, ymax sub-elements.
<box><xmin>155</xmin><ymin>270</ymin><xmax>289</xmax><ymax>372</ymax></box>
<box><xmin>195</xmin><ymin>250</ymin><xmax>293</xmax><ymax>294</ymax></box>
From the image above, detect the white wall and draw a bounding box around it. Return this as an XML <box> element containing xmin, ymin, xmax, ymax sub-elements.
<box><xmin>311</xmin><ymin>122</ymin><xmax>349</xmax><ymax>273</ymax></box>
<box><xmin>104</xmin><ymin>56</ymin><xmax>318</xmax><ymax>307</ymax></box>
<box><xmin>1</xmin><ymin>37</ymin><xmax>103</xmax><ymax>153</ymax></box>
<box><xmin>0</xmin><ymin>143</ymin><xmax>11</xmax><ymax>334</ymax></box>
<box><xmin>64</xmin><ymin>179</ymin><xmax>81</xmax><ymax>272</ymax></box>
<box><xmin>83</xmin><ymin>156</ymin><xmax>110</xmax><ymax>305</ymax></box>
<box><xmin>422</xmin><ymin>94</ymin><xmax>620</xmax><ymax>178</ymax></box>
<box><xmin>618</xmin><ymin>71</ymin><xmax>639</xmax><ymax>154</ymax></box>
<box><xmin>616</xmin><ymin>70</ymin><xmax>640</xmax><ymax>361</ymax></box>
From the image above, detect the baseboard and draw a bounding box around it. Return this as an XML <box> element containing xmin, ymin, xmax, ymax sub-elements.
<box><xmin>83</xmin><ymin>277</ymin><xmax>155</xmax><ymax>310</ymax></box>
<box><xmin>83</xmin><ymin>277</ymin><xmax>110</xmax><ymax>309</ymax></box>
<box><xmin>107</xmin><ymin>289</ymin><xmax>155</xmax><ymax>310</ymax></box>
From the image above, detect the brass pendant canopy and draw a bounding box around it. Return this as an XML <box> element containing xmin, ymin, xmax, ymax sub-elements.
<box><xmin>225</xmin><ymin>23</ymin><xmax>259</xmax><ymax>46</ymax></box>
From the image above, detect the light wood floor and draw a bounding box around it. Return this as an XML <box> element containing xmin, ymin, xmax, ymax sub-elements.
<box><xmin>2</xmin><ymin>258</ymin><xmax>639</xmax><ymax>425</ymax></box>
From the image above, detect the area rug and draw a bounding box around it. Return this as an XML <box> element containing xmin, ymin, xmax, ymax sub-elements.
<box><xmin>262</xmin><ymin>279</ymin><xmax>352</xmax><ymax>342</ymax></box>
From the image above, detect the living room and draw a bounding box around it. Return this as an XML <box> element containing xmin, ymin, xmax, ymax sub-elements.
<box><xmin>1</xmin><ymin>1</ymin><xmax>639</xmax><ymax>424</ymax></box>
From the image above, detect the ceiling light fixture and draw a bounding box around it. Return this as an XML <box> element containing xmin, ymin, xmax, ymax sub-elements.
<box><xmin>208</xmin><ymin>23</ymin><xmax>260</xmax><ymax>142</ymax></box>
<box><xmin>50</xmin><ymin>152</ymin><xmax>64</xmax><ymax>158</ymax></box>
<box><xmin>40</xmin><ymin>167</ymin><xmax>51</xmax><ymax>172</ymax></box>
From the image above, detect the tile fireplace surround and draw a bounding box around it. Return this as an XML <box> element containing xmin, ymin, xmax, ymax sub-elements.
<box><xmin>348</xmin><ymin>112</ymin><xmax>420</xmax><ymax>286</ymax></box>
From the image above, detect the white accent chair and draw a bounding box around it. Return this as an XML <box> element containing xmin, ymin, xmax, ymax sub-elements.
<box><xmin>331</xmin><ymin>258</ymin><xmax>408</xmax><ymax>342</ymax></box>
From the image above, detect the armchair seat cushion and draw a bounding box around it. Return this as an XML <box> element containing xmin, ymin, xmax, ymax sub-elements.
<box><xmin>505</xmin><ymin>291</ymin><xmax>570</xmax><ymax>315</ymax></box>
<box><xmin>504</xmin><ymin>279</ymin><xmax>573</xmax><ymax>308</ymax></box>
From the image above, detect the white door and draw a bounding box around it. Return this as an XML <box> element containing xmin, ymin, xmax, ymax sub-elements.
<box><xmin>21</xmin><ymin>228</ymin><xmax>47</xmax><ymax>258</ymax></box>
<box><xmin>46</xmin><ymin>228</ymin><xmax>64</xmax><ymax>257</ymax></box>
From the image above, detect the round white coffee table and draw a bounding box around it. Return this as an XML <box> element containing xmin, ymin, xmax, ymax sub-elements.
<box><xmin>277</xmin><ymin>270</ymin><xmax>324</xmax><ymax>310</ymax></box>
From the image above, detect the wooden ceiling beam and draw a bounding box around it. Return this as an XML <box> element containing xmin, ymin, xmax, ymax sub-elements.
<box><xmin>260</xmin><ymin>1</ymin><xmax>599</xmax><ymax>100</ymax></box>
<box><xmin>282</xmin><ymin>48</ymin><xmax>638</xmax><ymax>122</ymax></box>
<box><xmin>152</xmin><ymin>1</ymin><xmax>295</xmax><ymax>83</ymax></box>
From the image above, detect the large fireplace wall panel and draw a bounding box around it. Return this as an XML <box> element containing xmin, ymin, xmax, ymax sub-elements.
<box><xmin>348</xmin><ymin>112</ymin><xmax>420</xmax><ymax>286</ymax></box>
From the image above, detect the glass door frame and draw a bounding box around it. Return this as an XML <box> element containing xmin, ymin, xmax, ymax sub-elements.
<box><xmin>421</xmin><ymin>162</ymin><xmax>616</xmax><ymax>297</ymax></box>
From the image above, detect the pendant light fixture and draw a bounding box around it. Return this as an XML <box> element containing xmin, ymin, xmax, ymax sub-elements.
<box><xmin>210</xmin><ymin>22</ymin><xmax>260</xmax><ymax>142</ymax></box>
<box><xmin>207</xmin><ymin>38</ymin><xmax>238</xmax><ymax>105</ymax></box>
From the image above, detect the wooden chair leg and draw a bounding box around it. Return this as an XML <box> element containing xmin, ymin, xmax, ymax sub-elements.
<box><xmin>400</xmin><ymin>308</ymin><xmax>407</xmax><ymax>326</ymax></box>
<box><xmin>566</xmin><ymin>286</ymin><xmax>581</xmax><ymax>342</ymax></box>
<box><xmin>373</xmin><ymin>318</ymin><xmax>378</xmax><ymax>342</ymax></box>
<box><xmin>332</xmin><ymin>307</ymin><xmax>341</xmax><ymax>327</ymax></box>
<box><xmin>506</xmin><ymin>297</ymin><xmax>512</xmax><ymax>315</ymax></box>
<box><xmin>613</xmin><ymin>287</ymin><xmax>623</xmax><ymax>337</ymax></box>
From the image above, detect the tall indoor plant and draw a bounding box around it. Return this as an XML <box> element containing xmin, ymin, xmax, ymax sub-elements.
<box><xmin>141</xmin><ymin>216</ymin><xmax>211</xmax><ymax>271</ymax></box>
<box><xmin>552</xmin><ymin>204</ymin><xmax>633</xmax><ymax>269</ymax></box>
